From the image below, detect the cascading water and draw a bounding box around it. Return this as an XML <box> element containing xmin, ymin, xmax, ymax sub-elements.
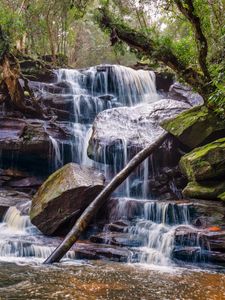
<box><xmin>107</xmin><ymin>198</ymin><xmax>207</xmax><ymax>266</ymax></box>
<box><xmin>54</xmin><ymin>65</ymin><xmax>160</xmax><ymax>197</ymax></box>
<box><xmin>0</xmin><ymin>206</ymin><xmax>74</xmax><ymax>260</ymax></box>
<box><xmin>0</xmin><ymin>64</ymin><xmax>161</xmax><ymax>262</ymax></box>
<box><xmin>0</xmin><ymin>64</ymin><xmax>206</xmax><ymax>266</ymax></box>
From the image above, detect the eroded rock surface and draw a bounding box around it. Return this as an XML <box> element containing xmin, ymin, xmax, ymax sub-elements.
<box><xmin>30</xmin><ymin>163</ymin><xmax>105</xmax><ymax>236</ymax></box>
<box><xmin>88</xmin><ymin>99</ymin><xmax>190</xmax><ymax>163</ymax></box>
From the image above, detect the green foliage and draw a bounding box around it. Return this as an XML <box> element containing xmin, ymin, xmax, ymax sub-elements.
<box><xmin>0</xmin><ymin>2</ymin><xmax>25</xmax><ymax>49</ymax></box>
<box><xmin>208</xmin><ymin>64</ymin><xmax>225</xmax><ymax>119</ymax></box>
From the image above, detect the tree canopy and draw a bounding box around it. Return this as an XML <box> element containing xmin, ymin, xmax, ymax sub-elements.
<box><xmin>95</xmin><ymin>0</ymin><xmax>224</xmax><ymax>114</ymax></box>
<box><xmin>0</xmin><ymin>0</ymin><xmax>224</xmax><ymax>115</ymax></box>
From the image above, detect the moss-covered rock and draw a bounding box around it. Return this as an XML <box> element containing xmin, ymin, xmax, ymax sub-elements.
<box><xmin>219</xmin><ymin>192</ymin><xmax>225</xmax><ymax>201</ymax></box>
<box><xmin>161</xmin><ymin>105</ymin><xmax>225</xmax><ymax>148</ymax></box>
<box><xmin>183</xmin><ymin>180</ymin><xmax>225</xmax><ymax>200</ymax></box>
<box><xmin>30</xmin><ymin>163</ymin><xmax>105</xmax><ymax>236</ymax></box>
<box><xmin>180</xmin><ymin>138</ymin><xmax>225</xmax><ymax>181</ymax></box>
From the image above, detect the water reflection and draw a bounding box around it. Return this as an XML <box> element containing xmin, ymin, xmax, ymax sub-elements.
<box><xmin>0</xmin><ymin>261</ymin><xmax>225</xmax><ymax>300</ymax></box>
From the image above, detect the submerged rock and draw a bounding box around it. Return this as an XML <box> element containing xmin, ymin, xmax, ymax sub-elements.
<box><xmin>30</xmin><ymin>163</ymin><xmax>105</xmax><ymax>236</ymax></box>
<box><xmin>161</xmin><ymin>106</ymin><xmax>225</xmax><ymax>149</ymax></box>
<box><xmin>88</xmin><ymin>99</ymin><xmax>190</xmax><ymax>163</ymax></box>
<box><xmin>180</xmin><ymin>138</ymin><xmax>225</xmax><ymax>181</ymax></box>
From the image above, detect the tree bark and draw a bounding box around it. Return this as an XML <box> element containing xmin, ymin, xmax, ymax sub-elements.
<box><xmin>44</xmin><ymin>132</ymin><xmax>169</xmax><ymax>264</ymax></box>
<box><xmin>174</xmin><ymin>0</ymin><xmax>210</xmax><ymax>80</ymax></box>
<box><xmin>96</xmin><ymin>7</ymin><xmax>214</xmax><ymax>99</ymax></box>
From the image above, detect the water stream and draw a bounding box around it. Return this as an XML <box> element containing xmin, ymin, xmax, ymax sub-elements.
<box><xmin>0</xmin><ymin>64</ymin><xmax>223</xmax><ymax>284</ymax></box>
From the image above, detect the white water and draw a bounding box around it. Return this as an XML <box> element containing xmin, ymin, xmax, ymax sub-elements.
<box><xmin>106</xmin><ymin>197</ymin><xmax>204</xmax><ymax>266</ymax></box>
<box><xmin>55</xmin><ymin>64</ymin><xmax>160</xmax><ymax>198</ymax></box>
<box><xmin>49</xmin><ymin>136</ymin><xmax>63</xmax><ymax>170</ymax></box>
<box><xmin>0</xmin><ymin>64</ymin><xmax>200</xmax><ymax>266</ymax></box>
<box><xmin>0</xmin><ymin>207</ymin><xmax>74</xmax><ymax>260</ymax></box>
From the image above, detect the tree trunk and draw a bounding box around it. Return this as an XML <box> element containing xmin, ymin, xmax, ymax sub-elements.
<box><xmin>97</xmin><ymin>7</ymin><xmax>215</xmax><ymax>99</ymax></box>
<box><xmin>44</xmin><ymin>132</ymin><xmax>169</xmax><ymax>264</ymax></box>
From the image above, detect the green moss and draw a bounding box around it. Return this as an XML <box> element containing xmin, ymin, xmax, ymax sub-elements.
<box><xmin>183</xmin><ymin>180</ymin><xmax>225</xmax><ymax>200</ymax></box>
<box><xmin>180</xmin><ymin>138</ymin><xmax>225</xmax><ymax>181</ymax></box>
<box><xmin>161</xmin><ymin>105</ymin><xmax>225</xmax><ymax>148</ymax></box>
<box><xmin>218</xmin><ymin>192</ymin><xmax>225</xmax><ymax>201</ymax></box>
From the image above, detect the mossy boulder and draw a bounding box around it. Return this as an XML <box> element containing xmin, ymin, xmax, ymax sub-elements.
<box><xmin>180</xmin><ymin>138</ymin><xmax>225</xmax><ymax>181</ymax></box>
<box><xmin>219</xmin><ymin>192</ymin><xmax>225</xmax><ymax>201</ymax></box>
<box><xmin>161</xmin><ymin>106</ymin><xmax>225</xmax><ymax>149</ymax></box>
<box><xmin>30</xmin><ymin>163</ymin><xmax>105</xmax><ymax>236</ymax></box>
<box><xmin>183</xmin><ymin>180</ymin><xmax>225</xmax><ymax>200</ymax></box>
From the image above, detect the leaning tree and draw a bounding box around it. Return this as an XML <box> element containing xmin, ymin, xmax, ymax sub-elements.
<box><xmin>95</xmin><ymin>0</ymin><xmax>224</xmax><ymax>111</ymax></box>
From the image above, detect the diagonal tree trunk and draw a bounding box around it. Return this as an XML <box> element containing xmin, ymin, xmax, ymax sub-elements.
<box><xmin>44</xmin><ymin>132</ymin><xmax>169</xmax><ymax>264</ymax></box>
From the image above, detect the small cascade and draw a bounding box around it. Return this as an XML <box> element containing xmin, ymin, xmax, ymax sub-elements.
<box><xmin>49</xmin><ymin>136</ymin><xmax>64</xmax><ymax>170</ymax></box>
<box><xmin>105</xmin><ymin>198</ymin><xmax>208</xmax><ymax>266</ymax></box>
<box><xmin>2</xmin><ymin>207</ymin><xmax>31</xmax><ymax>232</ymax></box>
<box><xmin>0</xmin><ymin>207</ymin><xmax>74</xmax><ymax>260</ymax></box>
<box><xmin>129</xmin><ymin>201</ymin><xmax>190</xmax><ymax>265</ymax></box>
<box><xmin>57</xmin><ymin>65</ymin><xmax>159</xmax><ymax>107</ymax></box>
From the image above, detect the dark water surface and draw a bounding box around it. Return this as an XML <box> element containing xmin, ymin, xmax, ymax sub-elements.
<box><xmin>0</xmin><ymin>260</ymin><xmax>225</xmax><ymax>300</ymax></box>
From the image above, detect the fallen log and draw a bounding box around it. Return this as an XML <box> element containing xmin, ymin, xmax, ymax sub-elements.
<box><xmin>44</xmin><ymin>132</ymin><xmax>169</xmax><ymax>264</ymax></box>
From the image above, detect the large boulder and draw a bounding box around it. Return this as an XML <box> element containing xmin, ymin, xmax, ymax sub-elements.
<box><xmin>161</xmin><ymin>106</ymin><xmax>225</xmax><ymax>149</ymax></box>
<box><xmin>88</xmin><ymin>99</ymin><xmax>190</xmax><ymax>164</ymax></box>
<box><xmin>182</xmin><ymin>180</ymin><xmax>225</xmax><ymax>200</ymax></box>
<box><xmin>30</xmin><ymin>163</ymin><xmax>105</xmax><ymax>236</ymax></box>
<box><xmin>180</xmin><ymin>138</ymin><xmax>225</xmax><ymax>181</ymax></box>
<box><xmin>180</xmin><ymin>138</ymin><xmax>225</xmax><ymax>200</ymax></box>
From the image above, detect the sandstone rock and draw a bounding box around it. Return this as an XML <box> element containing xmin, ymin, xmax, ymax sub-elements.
<box><xmin>90</xmin><ymin>232</ymin><xmax>141</xmax><ymax>247</ymax></box>
<box><xmin>182</xmin><ymin>180</ymin><xmax>225</xmax><ymax>200</ymax></box>
<box><xmin>88</xmin><ymin>99</ymin><xmax>190</xmax><ymax>163</ymax></box>
<box><xmin>74</xmin><ymin>241</ymin><xmax>132</xmax><ymax>262</ymax></box>
<box><xmin>168</xmin><ymin>82</ymin><xmax>204</xmax><ymax>106</ymax></box>
<box><xmin>0</xmin><ymin>117</ymin><xmax>73</xmax><ymax>172</ymax></box>
<box><xmin>161</xmin><ymin>106</ymin><xmax>225</xmax><ymax>149</ymax></box>
<box><xmin>180</xmin><ymin>138</ymin><xmax>225</xmax><ymax>181</ymax></box>
<box><xmin>30</xmin><ymin>163</ymin><xmax>105</xmax><ymax>236</ymax></box>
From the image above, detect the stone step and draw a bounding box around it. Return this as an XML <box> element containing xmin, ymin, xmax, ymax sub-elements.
<box><xmin>173</xmin><ymin>246</ymin><xmax>225</xmax><ymax>264</ymax></box>
<box><xmin>89</xmin><ymin>232</ymin><xmax>141</xmax><ymax>247</ymax></box>
<box><xmin>74</xmin><ymin>241</ymin><xmax>132</xmax><ymax>262</ymax></box>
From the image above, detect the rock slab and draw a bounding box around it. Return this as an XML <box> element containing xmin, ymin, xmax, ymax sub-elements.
<box><xmin>30</xmin><ymin>163</ymin><xmax>105</xmax><ymax>235</ymax></box>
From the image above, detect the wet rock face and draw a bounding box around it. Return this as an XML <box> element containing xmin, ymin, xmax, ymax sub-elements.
<box><xmin>0</xmin><ymin>117</ymin><xmax>74</xmax><ymax>173</ymax></box>
<box><xmin>74</xmin><ymin>241</ymin><xmax>131</xmax><ymax>262</ymax></box>
<box><xmin>30</xmin><ymin>163</ymin><xmax>105</xmax><ymax>236</ymax></box>
<box><xmin>168</xmin><ymin>82</ymin><xmax>204</xmax><ymax>107</ymax></box>
<box><xmin>88</xmin><ymin>99</ymin><xmax>190</xmax><ymax>164</ymax></box>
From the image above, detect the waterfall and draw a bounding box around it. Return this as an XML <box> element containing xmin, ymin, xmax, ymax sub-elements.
<box><xmin>0</xmin><ymin>207</ymin><xmax>75</xmax><ymax>260</ymax></box>
<box><xmin>106</xmin><ymin>198</ymin><xmax>208</xmax><ymax>266</ymax></box>
<box><xmin>53</xmin><ymin>65</ymin><xmax>160</xmax><ymax>197</ymax></box>
<box><xmin>49</xmin><ymin>136</ymin><xmax>63</xmax><ymax>170</ymax></box>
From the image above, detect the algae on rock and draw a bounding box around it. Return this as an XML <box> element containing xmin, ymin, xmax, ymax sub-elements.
<box><xmin>30</xmin><ymin>163</ymin><xmax>105</xmax><ymax>235</ymax></box>
<box><xmin>183</xmin><ymin>180</ymin><xmax>225</xmax><ymax>200</ymax></box>
<box><xmin>180</xmin><ymin>138</ymin><xmax>225</xmax><ymax>181</ymax></box>
<box><xmin>161</xmin><ymin>106</ymin><xmax>225</xmax><ymax>149</ymax></box>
